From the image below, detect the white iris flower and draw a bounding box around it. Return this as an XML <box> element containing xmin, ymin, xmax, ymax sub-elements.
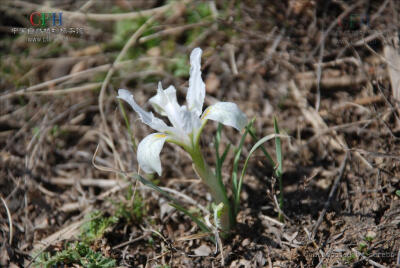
<box><xmin>118</xmin><ymin>48</ymin><xmax>247</xmax><ymax>176</ymax></box>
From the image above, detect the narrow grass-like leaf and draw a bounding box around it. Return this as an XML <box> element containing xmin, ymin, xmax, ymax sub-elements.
<box><xmin>220</xmin><ymin>143</ymin><xmax>231</xmax><ymax>164</ymax></box>
<box><xmin>274</xmin><ymin>117</ymin><xmax>284</xmax><ymax>221</ymax></box>
<box><xmin>247</xmin><ymin>127</ymin><xmax>275</xmax><ymax>168</ymax></box>
<box><xmin>235</xmin><ymin>133</ymin><xmax>288</xmax><ymax>215</ymax></box>
<box><xmin>213</xmin><ymin>123</ymin><xmax>231</xmax><ymax>209</ymax></box>
<box><xmin>274</xmin><ymin>117</ymin><xmax>282</xmax><ymax>177</ymax></box>
<box><xmin>214</xmin><ymin>123</ymin><xmax>223</xmax><ymax>182</ymax></box>
<box><xmin>232</xmin><ymin>118</ymin><xmax>254</xmax><ymax>213</ymax></box>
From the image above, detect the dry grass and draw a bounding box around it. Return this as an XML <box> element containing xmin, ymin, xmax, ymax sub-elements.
<box><xmin>1</xmin><ymin>0</ymin><xmax>400</xmax><ymax>267</ymax></box>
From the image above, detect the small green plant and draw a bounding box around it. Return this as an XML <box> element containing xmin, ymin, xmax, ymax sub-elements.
<box><xmin>34</xmin><ymin>242</ymin><xmax>116</xmax><ymax>268</ymax></box>
<box><xmin>358</xmin><ymin>242</ymin><xmax>368</xmax><ymax>253</ymax></box>
<box><xmin>80</xmin><ymin>211</ymin><xmax>118</xmax><ymax>243</ymax></box>
<box><xmin>34</xmin><ymin>196</ymin><xmax>146</xmax><ymax>267</ymax></box>
<box><xmin>114</xmin><ymin>188</ymin><xmax>146</xmax><ymax>223</ymax></box>
<box><xmin>168</xmin><ymin>53</ymin><xmax>189</xmax><ymax>77</ymax></box>
<box><xmin>34</xmin><ymin>210</ymin><xmax>122</xmax><ymax>267</ymax></box>
<box><xmin>183</xmin><ymin>2</ymin><xmax>212</xmax><ymax>45</ymax></box>
<box><xmin>118</xmin><ymin>48</ymin><xmax>286</xmax><ymax>240</ymax></box>
<box><xmin>396</xmin><ymin>190</ymin><xmax>400</xmax><ymax>197</ymax></box>
<box><xmin>364</xmin><ymin>235</ymin><xmax>374</xmax><ymax>243</ymax></box>
<box><xmin>111</xmin><ymin>17</ymin><xmax>160</xmax><ymax>58</ymax></box>
<box><xmin>343</xmin><ymin>252</ymin><xmax>357</xmax><ymax>264</ymax></box>
<box><xmin>186</xmin><ymin>2</ymin><xmax>211</xmax><ymax>23</ymax></box>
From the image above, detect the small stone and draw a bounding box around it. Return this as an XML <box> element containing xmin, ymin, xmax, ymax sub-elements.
<box><xmin>242</xmin><ymin>238</ymin><xmax>250</xmax><ymax>247</ymax></box>
<box><xmin>194</xmin><ymin>244</ymin><xmax>211</xmax><ymax>256</ymax></box>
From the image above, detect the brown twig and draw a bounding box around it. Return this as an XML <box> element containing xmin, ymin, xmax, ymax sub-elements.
<box><xmin>139</xmin><ymin>21</ymin><xmax>211</xmax><ymax>44</ymax></box>
<box><xmin>7</xmin><ymin>0</ymin><xmax>181</xmax><ymax>21</ymax></box>
<box><xmin>112</xmin><ymin>233</ymin><xmax>149</xmax><ymax>250</ymax></box>
<box><xmin>50</xmin><ymin>177</ymin><xmax>119</xmax><ymax>188</ymax></box>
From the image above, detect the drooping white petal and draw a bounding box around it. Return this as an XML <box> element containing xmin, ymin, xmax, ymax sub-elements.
<box><xmin>186</xmin><ymin>48</ymin><xmax>205</xmax><ymax>117</ymax></box>
<box><xmin>201</xmin><ymin>102</ymin><xmax>248</xmax><ymax>131</ymax></box>
<box><xmin>149</xmin><ymin>83</ymin><xmax>183</xmax><ymax>130</ymax></box>
<box><xmin>137</xmin><ymin>133</ymin><xmax>168</xmax><ymax>176</ymax></box>
<box><xmin>118</xmin><ymin>89</ymin><xmax>168</xmax><ymax>132</ymax></box>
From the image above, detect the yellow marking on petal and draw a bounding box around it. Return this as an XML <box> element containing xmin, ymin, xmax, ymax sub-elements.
<box><xmin>154</xmin><ymin>134</ymin><xmax>167</xmax><ymax>138</ymax></box>
<box><xmin>201</xmin><ymin>108</ymin><xmax>212</xmax><ymax>120</ymax></box>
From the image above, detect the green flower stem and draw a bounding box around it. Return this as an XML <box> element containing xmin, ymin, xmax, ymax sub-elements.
<box><xmin>189</xmin><ymin>143</ymin><xmax>233</xmax><ymax>234</ymax></box>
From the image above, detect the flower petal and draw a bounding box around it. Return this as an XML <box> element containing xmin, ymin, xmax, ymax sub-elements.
<box><xmin>149</xmin><ymin>83</ymin><xmax>183</xmax><ymax>130</ymax></box>
<box><xmin>137</xmin><ymin>133</ymin><xmax>167</xmax><ymax>176</ymax></box>
<box><xmin>201</xmin><ymin>102</ymin><xmax>248</xmax><ymax>131</ymax></box>
<box><xmin>186</xmin><ymin>47</ymin><xmax>205</xmax><ymax>117</ymax></box>
<box><xmin>118</xmin><ymin>89</ymin><xmax>168</xmax><ymax>132</ymax></box>
<box><xmin>180</xmin><ymin>105</ymin><xmax>202</xmax><ymax>133</ymax></box>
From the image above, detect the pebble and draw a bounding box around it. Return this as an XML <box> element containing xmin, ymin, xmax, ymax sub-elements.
<box><xmin>242</xmin><ymin>238</ymin><xmax>250</xmax><ymax>247</ymax></box>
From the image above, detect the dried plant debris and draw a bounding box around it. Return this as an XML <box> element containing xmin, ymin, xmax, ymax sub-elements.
<box><xmin>0</xmin><ymin>0</ymin><xmax>400</xmax><ymax>267</ymax></box>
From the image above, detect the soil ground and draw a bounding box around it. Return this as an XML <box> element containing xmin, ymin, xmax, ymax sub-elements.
<box><xmin>1</xmin><ymin>0</ymin><xmax>400</xmax><ymax>267</ymax></box>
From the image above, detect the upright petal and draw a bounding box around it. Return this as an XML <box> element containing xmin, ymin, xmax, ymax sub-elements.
<box><xmin>186</xmin><ymin>48</ymin><xmax>205</xmax><ymax>117</ymax></box>
<box><xmin>201</xmin><ymin>102</ymin><xmax>248</xmax><ymax>131</ymax></box>
<box><xmin>149</xmin><ymin>83</ymin><xmax>183</xmax><ymax>130</ymax></box>
<box><xmin>118</xmin><ymin>89</ymin><xmax>168</xmax><ymax>132</ymax></box>
<box><xmin>137</xmin><ymin>133</ymin><xmax>167</xmax><ymax>176</ymax></box>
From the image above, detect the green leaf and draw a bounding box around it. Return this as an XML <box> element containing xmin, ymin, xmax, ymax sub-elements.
<box><xmin>212</xmin><ymin>202</ymin><xmax>224</xmax><ymax>230</ymax></box>
<box><xmin>232</xmin><ymin>118</ymin><xmax>254</xmax><ymax>214</ymax></box>
<box><xmin>33</xmin><ymin>242</ymin><xmax>116</xmax><ymax>268</ymax></box>
<box><xmin>274</xmin><ymin>117</ymin><xmax>282</xmax><ymax>177</ymax></box>
<box><xmin>220</xmin><ymin>143</ymin><xmax>231</xmax><ymax>165</ymax></box>
<box><xmin>214</xmin><ymin>123</ymin><xmax>223</xmax><ymax>182</ymax></box>
<box><xmin>247</xmin><ymin>127</ymin><xmax>275</xmax><ymax>168</ymax></box>
<box><xmin>80</xmin><ymin>211</ymin><xmax>118</xmax><ymax>243</ymax></box>
<box><xmin>235</xmin><ymin>132</ymin><xmax>289</xmax><ymax>215</ymax></box>
<box><xmin>274</xmin><ymin>117</ymin><xmax>284</xmax><ymax>221</ymax></box>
